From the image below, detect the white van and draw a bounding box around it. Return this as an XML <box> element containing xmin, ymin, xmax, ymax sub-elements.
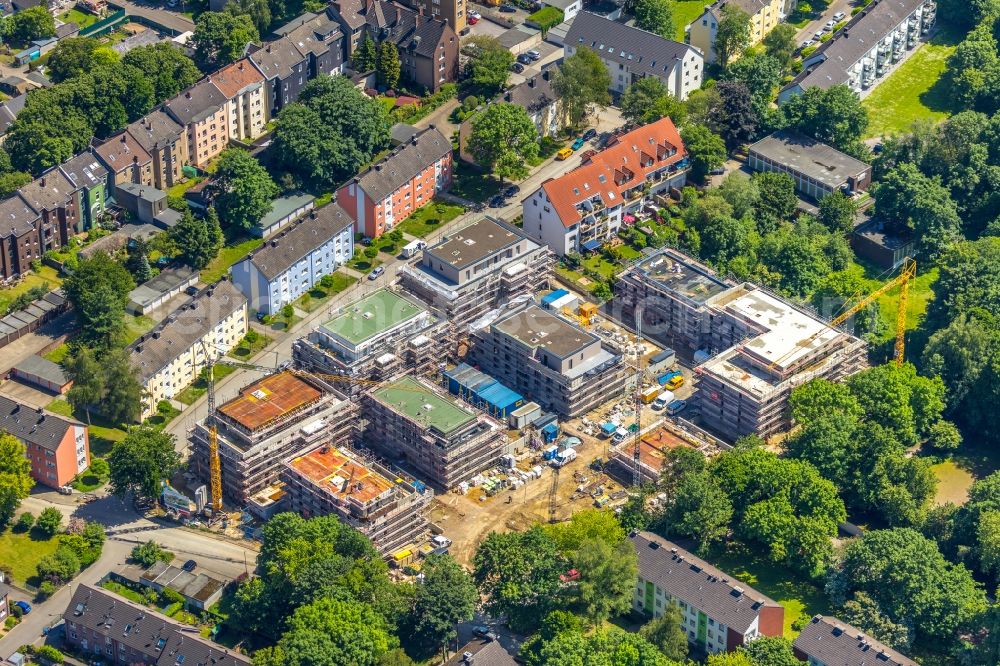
<box><xmin>611</xmin><ymin>427</ymin><xmax>629</xmax><ymax>444</ymax></box>
<box><xmin>402</xmin><ymin>239</ymin><xmax>427</xmax><ymax>258</ymax></box>
<box><xmin>652</xmin><ymin>390</ymin><xmax>675</xmax><ymax>411</ymax></box>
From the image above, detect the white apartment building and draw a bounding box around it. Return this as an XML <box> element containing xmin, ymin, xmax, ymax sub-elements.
<box><xmin>231</xmin><ymin>203</ymin><xmax>354</xmax><ymax>315</ymax></box>
<box><xmin>565</xmin><ymin>12</ymin><xmax>703</xmax><ymax>100</ymax></box>
<box><xmin>212</xmin><ymin>59</ymin><xmax>269</xmax><ymax>142</ymax></box>
<box><xmin>779</xmin><ymin>0</ymin><xmax>936</xmax><ymax>101</ymax></box>
<box><xmin>129</xmin><ymin>280</ymin><xmax>248</xmax><ymax>419</ymax></box>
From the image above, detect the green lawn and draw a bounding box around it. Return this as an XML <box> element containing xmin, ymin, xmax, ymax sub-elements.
<box><xmin>71</xmin><ymin>468</ymin><xmax>107</xmax><ymax>492</ymax></box>
<box><xmin>0</xmin><ymin>266</ymin><xmax>62</xmax><ymax>315</ymax></box>
<box><xmin>0</xmin><ymin>529</ymin><xmax>63</xmax><ymax>586</ymax></box>
<box><xmin>144</xmin><ymin>400</ymin><xmax>181</xmax><ymax>430</ymax></box>
<box><xmin>874</xmin><ymin>265</ymin><xmax>938</xmax><ymax>344</ymax></box>
<box><xmin>395</xmin><ymin>201</ymin><xmax>465</xmax><ymax>238</ymax></box>
<box><xmin>931</xmin><ymin>459</ymin><xmax>975</xmax><ymax>506</ymax></box>
<box><xmin>123</xmin><ymin>314</ymin><xmax>157</xmax><ymax>345</ymax></box>
<box><xmin>673</xmin><ymin>0</ymin><xmax>711</xmax><ymax>39</ymax></box>
<box><xmin>175</xmin><ymin>364</ymin><xmax>237</xmax><ymax>405</ymax></box>
<box><xmin>787</xmin><ymin>0</ymin><xmax>830</xmax><ymax>28</ymax></box>
<box><xmin>346</xmin><ymin>249</ymin><xmax>382</xmax><ymax>274</ymax></box>
<box><xmin>201</xmin><ymin>236</ymin><xmax>263</xmax><ymax>284</ymax></box>
<box><xmin>46</xmin><ymin>399</ymin><xmax>126</xmax><ymax>457</ymax></box>
<box><xmin>44</xmin><ymin>343</ymin><xmax>70</xmax><ymax>364</ymax></box>
<box><xmin>711</xmin><ymin>545</ymin><xmax>831</xmax><ymax>638</ymax></box>
<box><xmin>227</xmin><ymin>331</ymin><xmax>274</xmax><ymax>360</ymax></box>
<box><xmin>451</xmin><ymin>161</ymin><xmax>502</xmax><ymax>203</ymax></box>
<box><xmin>165</xmin><ymin>176</ymin><xmax>205</xmax><ymax>199</ymax></box>
<box><xmin>862</xmin><ymin>26</ymin><xmax>962</xmax><ymax>137</ymax></box>
<box><xmin>290</xmin><ymin>272</ymin><xmax>357</xmax><ymax>313</ymax></box>
<box><xmin>57</xmin><ymin>8</ymin><xmax>99</xmax><ymax>28</ymax></box>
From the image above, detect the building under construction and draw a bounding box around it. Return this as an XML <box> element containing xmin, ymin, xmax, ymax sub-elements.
<box><xmin>281</xmin><ymin>443</ymin><xmax>432</xmax><ymax>556</ymax></box>
<box><xmin>293</xmin><ymin>288</ymin><xmax>447</xmax><ymax>390</ymax></box>
<box><xmin>615</xmin><ymin>250</ymin><xmax>867</xmax><ymax>441</ymax></box>
<box><xmin>607</xmin><ymin>427</ymin><xmax>696</xmax><ymax>485</ymax></box>
<box><xmin>398</xmin><ymin>217</ymin><xmax>553</xmax><ymax>355</ymax></box>
<box><xmin>189</xmin><ymin>372</ymin><xmax>357</xmax><ymax>504</ymax></box>
<box><xmin>467</xmin><ymin>302</ymin><xmax>627</xmax><ymax>419</ymax></box>
<box><xmin>360</xmin><ymin>375</ymin><xmax>508</xmax><ymax>488</ymax></box>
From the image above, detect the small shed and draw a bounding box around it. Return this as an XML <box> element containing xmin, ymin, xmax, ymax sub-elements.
<box><xmin>11</xmin><ymin>355</ymin><xmax>72</xmax><ymax>394</ymax></box>
<box><xmin>647</xmin><ymin>348</ymin><xmax>676</xmax><ymax>375</ymax></box>
<box><xmin>254</xmin><ymin>193</ymin><xmax>316</xmax><ymax>238</ymax></box>
<box><xmin>127</xmin><ymin>266</ymin><xmax>199</xmax><ymax>315</ymax></box>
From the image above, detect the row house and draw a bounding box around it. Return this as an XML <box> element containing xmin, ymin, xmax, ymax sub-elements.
<box><xmin>0</xmin><ymin>395</ymin><xmax>89</xmax><ymax>488</ymax></box>
<box><xmin>0</xmin><ymin>169</ymin><xmax>82</xmax><ymax>280</ymax></box>
<box><xmin>688</xmin><ymin>0</ymin><xmax>789</xmax><ymax>65</ymax></box>
<box><xmin>93</xmin><ymin>130</ymin><xmax>154</xmax><ymax>193</ymax></box>
<box><xmin>163</xmin><ymin>77</ymin><xmax>230</xmax><ymax>169</ymax></box>
<box><xmin>337</xmin><ymin>126</ymin><xmax>452</xmax><ymax>238</ymax></box>
<box><xmin>565</xmin><ymin>12</ymin><xmax>703</xmax><ymax>100</ymax></box>
<box><xmin>125</xmin><ymin>110</ymin><xmax>189</xmax><ymax>191</ymax></box>
<box><xmin>58</xmin><ymin>150</ymin><xmax>108</xmax><ymax>230</ymax></box>
<box><xmin>523</xmin><ymin>117</ymin><xmax>689</xmax><ymax>255</ymax></box>
<box><xmin>206</xmin><ymin>59</ymin><xmax>269</xmax><ymax>146</ymax></box>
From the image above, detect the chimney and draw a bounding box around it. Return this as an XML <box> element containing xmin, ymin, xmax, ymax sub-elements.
<box><xmin>121</xmin><ymin>134</ymin><xmax>127</xmax><ymax>143</ymax></box>
<box><xmin>238</xmin><ymin>61</ymin><xmax>244</xmax><ymax>70</ymax></box>
<box><xmin>411</xmin><ymin>133</ymin><xmax>418</xmax><ymax>145</ymax></box>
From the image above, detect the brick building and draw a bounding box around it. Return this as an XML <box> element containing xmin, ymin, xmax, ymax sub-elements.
<box><xmin>0</xmin><ymin>394</ymin><xmax>89</xmax><ymax>488</ymax></box>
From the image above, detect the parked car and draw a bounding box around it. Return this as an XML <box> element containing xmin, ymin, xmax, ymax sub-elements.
<box><xmin>13</xmin><ymin>601</ymin><xmax>31</xmax><ymax>615</ymax></box>
<box><xmin>469</xmin><ymin>9</ymin><xmax>481</xmax><ymax>18</ymax></box>
<box><xmin>525</xmin><ymin>49</ymin><xmax>541</xmax><ymax>60</ymax></box>
<box><xmin>572</xmin><ymin>137</ymin><xmax>585</xmax><ymax>150</ymax></box>
<box><xmin>499</xmin><ymin>3</ymin><xmax>516</xmax><ymax>11</ymax></box>
<box><xmin>709</xmin><ymin>166</ymin><xmax>726</xmax><ymax>175</ymax></box>
<box><xmin>814</xmin><ymin>30</ymin><xmax>824</xmax><ymax>39</ymax></box>
<box><xmin>468</xmin><ymin>15</ymin><xmax>478</xmax><ymax>23</ymax></box>
<box><xmin>472</xmin><ymin>625</ymin><xmax>492</xmax><ymax>638</ymax></box>
<box><xmin>368</xmin><ymin>266</ymin><xmax>386</xmax><ymax>280</ymax></box>
<box><xmin>832</xmin><ymin>11</ymin><xmax>846</xmax><ymax>20</ymax></box>
<box><xmin>182</xmin><ymin>559</ymin><xmax>197</xmax><ymax>572</ymax></box>
<box><xmin>488</xmin><ymin>194</ymin><xmax>506</xmax><ymax>207</ymax></box>
<box><xmin>511</xmin><ymin>62</ymin><xmax>524</xmax><ymax>73</ymax></box>
<box><xmin>517</xmin><ymin>53</ymin><xmax>532</xmax><ymax>65</ymax></box>
<box><xmin>872</xmin><ymin>142</ymin><xmax>884</xmax><ymax>154</ymax></box>
<box><xmin>582</xmin><ymin>128</ymin><xmax>597</xmax><ymax>140</ymax></box>
<box><xmin>800</xmin><ymin>39</ymin><xmax>814</xmax><ymax>49</ymax></box>
<box><xmin>503</xmin><ymin>184</ymin><xmax>520</xmax><ymax>198</ymax></box>
<box><xmin>556</xmin><ymin>146</ymin><xmax>573</xmax><ymax>160</ymax></box>
<box><xmin>824</xmin><ymin>19</ymin><xmax>836</xmax><ymax>29</ymax></box>
<box><xmin>58</xmin><ymin>485</ymin><xmax>72</xmax><ymax>495</ymax></box>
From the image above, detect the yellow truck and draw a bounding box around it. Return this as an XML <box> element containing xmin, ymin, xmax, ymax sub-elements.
<box><xmin>640</xmin><ymin>386</ymin><xmax>661</xmax><ymax>404</ymax></box>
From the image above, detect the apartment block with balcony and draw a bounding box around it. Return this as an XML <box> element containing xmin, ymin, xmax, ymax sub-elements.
<box><xmin>361</xmin><ymin>375</ymin><xmax>508</xmax><ymax>488</ymax></box>
<box><xmin>523</xmin><ymin>117</ymin><xmax>688</xmax><ymax>256</ymax></box>
<box><xmin>129</xmin><ymin>280</ymin><xmax>248</xmax><ymax>420</ymax></box>
<box><xmin>688</xmin><ymin>0</ymin><xmax>787</xmax><ymax>65</ymax></box>
<box><xmin>124</xmin><ymin>109</ymin><xmax>190</xmax><ymax>191</ymax></box>
<box><xmin>190</xmin><ymin>371</ymin><xmax>357</xmax><ymax>503</ymax></box>
<box><xmin>282</xmin><ymin>443</ymin><xmax>433</xmax><ymax>555</ymax></box>
<box><xmin>212</xmin><ymin>58</ymin><xmax>269</xmax><ymax>142</ymax></box>
<box><xmin>779</xmin><ymin>0</ymin><xmax>936</xmax><ymax>101</ymax></box>
<box><xmin>398</xmin><ymin>217</ymin><xmax>553</xmax><ymax>334</ymax></box>
<box><xmin>293</xmin><ymin>287</ymin><xmax>447</xmax><ymax>387</ymax></box>
<box><xmin>566</xmin><ymin>13</ymin><xmax>703</xmax><ymax>99</ymax></box>
<box><xmin>0</xmin><ymin>395</ymin><xmax>89</xmax><ymax>488</ymax></box>
<box><xmin>231</xmin><ymin>203</ymin><xmax>354</xmax><ymax>315</ymax></box>
<box><xmin>632</xmin><ymin>531</ymin><xmax>784</xmax><ymax>654</ymax></box>
<box><xmin>337</xmin><ymin>127</ymin><xmax>453</xmax><ymax>238</ymax></box>
<box><xmin>794</xmin><ymin>615</ymin><xmax>918</xmax><ymax>666</ymax></box>
<box><xmin>164</xmin><ymin>78</ymin><xmax>230</xmax><ymax>169</ymax></box>
<box><xmin>468</xmin><ymin>303</ymin><xmax>627</xmax><ymax>419</ymax></box>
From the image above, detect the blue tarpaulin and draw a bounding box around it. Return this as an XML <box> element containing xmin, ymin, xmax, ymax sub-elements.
<box><xmin>541</xmin><ymin>289</ymin><xmax>569</xmax><ymax>306</ymax></box>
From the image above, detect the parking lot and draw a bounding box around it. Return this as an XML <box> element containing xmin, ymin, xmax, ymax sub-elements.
<box><xmin>508</xmin><ymin>42</ymin><xmax>562</xmax><ymax>85</ymax></box>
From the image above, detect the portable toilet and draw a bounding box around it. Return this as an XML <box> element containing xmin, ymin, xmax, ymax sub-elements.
<box><xmin>541</xmin><ymin>422</ymin><xmax>560</xmax><ymax>443</ymax></box>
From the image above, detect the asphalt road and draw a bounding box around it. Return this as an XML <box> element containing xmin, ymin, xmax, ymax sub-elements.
<box><xmin>795</xmin><ymin>0</ymin><xmax>856</xmax><ymax>45</ymax></box>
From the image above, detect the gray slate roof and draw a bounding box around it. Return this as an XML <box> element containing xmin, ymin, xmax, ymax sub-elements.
<box><xmin>59</xmin><ymin>151</ymin><xmax>108</xmax><ymax>190</ymax></box>
<box><xmin>443</xmin><ymin>639</ymin><xmax>517</xmax><ymax>666</ymax></box>
<box><xmin>390</xmin><ymin>122</ymin><xmax>420</xmax><ymax>146</ymax></box>
<box><xmin>19</xmin><ymin>169</ymin><xmax>76</xmax><ymax>213</ymax></box>
<box><xmin>748</xmin><ymin>130</ymin><xmax>870</xmax><ymax>188</ymax></box>
<box><xmin>63</xmin><ymin>584</ymin><xmax>251</xmax><ymax>666</ymax></box>
<box><xmin>785</xmin><ymin>0</ymin><xmax>926</xmax><ymax>91</ymax></box>
<box><xmin>502</xmin><ymin>70</ymin><xmax>557</xmax><ymax>114</ymax></box>
<box><xmin>699</xmin><ymin>0</ymin><xmax>770</xmax><ymax>21</ymax></box>
<box><xmin>13</xmin><ymin>354</ymin><xmax>69</xmax><ymax>387</ymax></box>
<box><xmin>164</xmin><ymin>78</ymin><xmax>227</xmax><ymax>126</ymax></box>
<box><xmin>247</xmin><ymin>202</ymin><xmax>354</xmax><ymax>281</ymax></box>
<box><xmin>0</xmin><ymin>194</ymin><xmax>40</xmax><ymax>237</ymax></box>
<box><xmin>369</xmin><ymin>0</ymin><xmax>449</xmax><ymax>58</ymax></box>
<box><xmin>129</xmin><ymin>280</ymin><xmax>247</xmax><ymax>382</ymax></box>
<box><xmin>247</xmin><ymin>38</ymin><xmax>307</xmax><ymax>81</ymax></box>
<box><xmin>631</xmin><ymin>531</ymin><xmax>781</xmax><ymax>633</ymax></box>
<box><xmin>118</xmin><ymin>182</ymin><xmax>167</xmax><ymax>203</ymax></box>
<box><xmin>282</xmin><ymin>10</ymin><xmax>342</xmax><ymax>58</ymax></box>
<box><xmin>794</xmin><ymin>615</ymin><xmax>918</xmax><ymax>666</ymax></box>
<box><xmin>566</xmin><ymin>12</ymin><xmax>698</xmax><ymax>79</ymax></box>
<box><xmin>355</xmin><ymin>127</ymin><xmax>451</xmax><ymax>204</ymax></box>
<box><xmin>127</xmin><ymin>109</ymin><xmax>186</xmax><ymax>153</ymax></box>
<box><xmin>0</xmin><ymin>394</ymin><xmax>78</xmax><ymax>452</ymax></box>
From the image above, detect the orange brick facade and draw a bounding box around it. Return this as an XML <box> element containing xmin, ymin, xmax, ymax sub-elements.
<box><xmin>26</xmin><ymin>425</ymin><xmax>90</xmax><ymax>488</ymax></box>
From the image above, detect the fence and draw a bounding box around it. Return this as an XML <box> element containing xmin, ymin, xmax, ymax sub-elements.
<box><xmin>79</xmin><ymin>9</ymin><xmax>127</xmax><ymax>38</ymax></box>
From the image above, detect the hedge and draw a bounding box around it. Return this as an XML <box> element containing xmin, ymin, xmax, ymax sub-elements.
<box><xmin>527</xmin><ymin>6</ymin><xmax>564</xmax><ymax>31</ymax></box>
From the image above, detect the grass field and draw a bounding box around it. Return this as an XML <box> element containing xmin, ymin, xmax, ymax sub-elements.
<box><xmin>0</xmin><ymin>529</ymin><xmax>62</xmax><ymax>586</ymax></box>
<box><xmin>874</xmin><ymin>265</ymin><xmax>938</xmax><ymax>343</ymax></box>
<box><xmin>0</xmin><ymin>267</ymin><xmax>63</xmax><ymax>315</ymax></box>
<box><xmin>175</xmin><ymin>364</ymin><xmax>237</xmax><ymax>404</ymax></box>
<box><xmin>396</xmin><ymin>201</ymin><xmax>465</xmax><ymax>238</ymax></box>
<box><xmin>862</xmin><ymin>26</ymin><xmax>962</xmax><ymax>137</ymax></box>
<box><xmin>46</xmin><ymin>399</ymin><xmax>126</xmax><ymax>457</ymax></box>
<box><xmin>712</xmin><ymin>545</ymin><xmax>831</xmax><ymax>638</ymax></box>
<box><xmin>228</xmin><ymin>331</ymin><xmax>273</xmax><ymax>359</ymax></box>
<box><xmin>58</xmin><ymin>8</ymin><xmax>99</xmax><ymax>28</ymax></box>
<box><xmin>673</xmin><ymin>0</ymin><xmax>710</xmax><ymax>39</ymax></box>
<box><xmin>931</xmin><ymin>459</ymin><xmax>975</xmax><ymax>506</ymax></box>
<box><xmin>201</xmin><ymin>236</ymin><xmax>263</xmax><ymax>284</ymax></box>
<box><xmin>123</xmin><ymin>314</ymin><xmax>157</xmax><ymax>345</ymax></box>
<box><xmin>290</xmin><ymin>272</ymin><xmax>357</xmax><ymax>313</ymax></box>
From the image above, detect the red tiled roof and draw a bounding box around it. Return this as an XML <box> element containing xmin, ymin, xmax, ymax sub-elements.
<box><xmin>541</xmin><ymin>117</ymin><xmax>686</xmax><ymax>228</ymax></box>
<box><xmin>211</xmin><ymin>58</ymin><xmax>265</xmax><ymax>99</ymax></box>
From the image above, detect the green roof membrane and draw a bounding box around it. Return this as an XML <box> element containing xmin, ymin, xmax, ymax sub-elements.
<box><xmin>373</xmin><ymin>375</ymin><xmax>475</xmax><ymax>435</ymax></box>
<box><xmin>320</xmin><ymin>289</ymin><xmax>426</xmax><ymax>346</ymax></box>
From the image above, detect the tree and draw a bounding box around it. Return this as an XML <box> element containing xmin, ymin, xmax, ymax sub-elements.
<box><xmin>36</xmin><ymin>546</ymin><xmax>80</xmax><ymax>585</ymax></box>
<box><xmin>7</xmin><ymin>6</ymin><xmax>55</xmax><ymax>44</ymax></box>
<box><xmin>874</xmin><ymin>163</ymin><xmax>962</xmax><ymax>258</ymax></box>
<box><xmin>0</xmin><ymin>434</ymin><xmax>33</xmax><ymax>527</ymax></box>
<box><xmin>192</xmin><ymin>11</ymin><xmax>259</xmax><ymax>71</ymax></box>
<box><xmin>273</xmin><ymin>75</ymin><xmax>390</xmax><ymax>186</ymax></box>
<box><xmin>847</xmin><ymin>363</ymin><xmax>945</xmax><ymax>445</ymax></box>
<box><xmin>738</xmin><ymin>636</ymin><xmax>798</xmax><ymax>666</ymax></box>
<box><xmin>126</xmin><ymin>243</ymin><xmax>153</xmax><ymax>283</ymax></box>
<box><xmin>473</xmin><ymin>526</ymin><xmax>566</xmax><ymax>633</ymax></box>
<box><xmin>681</xmin><ymin>124</ymin><xmax>726</xmax><ymax>182</ymax></box>
<box><xmin>377</xmin><ymin>41</ymin><xmax>401</xmax><ymax>89</ymax></box>
<box><xmin>100</xmin><ymin>349</ymin><xmax>145</xmax><ymax>424</ymax></box>
<box><xmin>131</xmin><ymin>541</ymin><xmax>174</xmax><ymax>567</ymax></box>
<box><xmin>639</xmin><ymin>605</ymin><xmax>689</xmax><ymax>661</ymax></box>
<box><xmin>841</xmin><ymin>592</ymin><xmax>912</xmax><ymax>651</ymax></box>
<box><xmin>552</xmin><ymin>47</ymin><xmax>611</xmax><ymax>126</ymax></box>
<box><xmin>818</xmin><ymin>190</ymin><xmax>858</xmax><ymax>234</ymax></box>
<box><xmin>544</xmin><ymin>508</ymin><xmax>626</xmax><ymax>552</ymax></box>
<box><xmin>777</xmin><ymin>85</ymin><xmax>869</xmax><ymax>156</ymax></box>
<box><xmin>107</xmin><ymin>428</ymin><xmax>181</xmax><ymax>500</ymax></box>
<box><xmin>46</xmin><ymin>38</ymin><xmax>119</xmax><ymax>83</ymax></box>
<box><xmin>634</xmin><ymin>0</ymin><xmax>675</xmax><ymax>38</ymax></box>
<box><xmin>467</xmin><ymin>103</ymin><xmax>539</xmax><ymax>182</ymax></box>
<box><xmin>15</xmin><ymin>512</ymin><xmax>34</xmax><ymax>532</ymax></box>
<box><xmin>406</xmin><ymin>555</ymin><xmax>477</xmax><ymax>659</ymax></box>
<box><xmin>65</xmin><ymin>346</ymin><xmax>104</xmax><ymax>424</ymax></box>
<box><xmin>122</xmin><ymin>43</ymin><xmax>202</xmax><ymax>103</ymax></box>
<box><xmin>63</xmin><ymin>251</ymin><xmax>135</xmax><ymax>352</ymax></box>
<box><xmin>277</xmin><ymin>597</ymin><xmax>395</xmax><ymax>666</ymax></box>
<box><xmin>753</xmin><ymin>171</ymin><xmax>798</xmax><ymax>222</ymax></box>
<box><xmin>353</xmin><ymin>33</ymin><xmax>378</xmax><ymax>71</ymax></box>
<box><xmin>533</xmin><ymin>626</ymin><xmax>677</xmax><ymax>666</ymax></box>
<box><xmin>620</xmin><ymin>77</ymin><xmax>686</xmax><ymax>126</ymax></box>
<box><xmin>714</xmin><ymin>81</ymin><xmax>758</xmax><ymax>150</ymax></box>
<box><xmin>462</xmin><ymin>36</ymin><xmax>514</xmax><ymax>96</ymax></box>
<box><xmin>214</xmin><ymin>149</ymin><xmax>278</xmax><ymax>231</ymax></box>
<box><xmin>762</xmin><ymin>23</ymin><xmax>798</xmax><ymax>70</ymax></box>
<box><xmin>666</xmin><ymin>470</ymin><xmax>733</xmax><ymax>552</ymax></box>
<box><xmin>829</xmin><ymin>528</ymin><xmax>987</xmax><ymax>642</ymax></box>
<box><xmin>568</xmin><ymin>537</ymin><xmax>637</xmax><ymax>625</ymax></box>
<box><xmin>171</xmin><ymin>208</ymin><xmax>224</xmax><ymax>269</ymax></box>
<box><xmin>35</xmin><ymin>507</ymin><xmax>62</xmax><ymax>536</ymax></box>
<box><xmin>715</xmin><ymin>5</ymin><xmax>751</xmax><ymax>67</ymax></box>
<box><xmin>789</xmin><ymin>378</ymin><xmax>862</xmax><ymax>425</ymax></box>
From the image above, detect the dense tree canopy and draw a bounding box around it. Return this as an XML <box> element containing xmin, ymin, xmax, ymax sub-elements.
<box><xmin>107</xmin><ymin>429</ymin><xmax>181</xmax><ymax>500</ymax></box>
<box><xmin>170</xmin><ymin>208</ymin><xmax>224</xmax><ymax>269</ymax></box>
<box><xmin>214</xmin><ymin>149</ymin><xmax>278</xmax><ymax>230</ymax></box>
<box><xmin>192</xmin><ymin>11</ymin><xmax>260</xmax><ymax>71</ymax></box>
<box><xmin>775</xmin><ymin>85</ymin><xmax>869</xmax><ymax>157</ymax></box>
<box><xmin>0</xmin><ymin>434</ymin><xmax>34</xmax><ymax>527</ymax></box>
<box><xmin>620</xmin><ymin>77</ymin><xmax>687</xmax><ymax>126</ymax></box>
<box><xmin>467</xmin><ymin>103</ymin><xmax>540</xmax><ymax>182</ymax></box>
<box><xmin>462</xmin><ymin>36</ymin><xmax>513</xmax><ymax>96</ymax></box>
<box><xmin>714</xmin><ymin>6</ymin><xmax>751</xmax><ymax>67</ymax></box>
<box><xmin>552</xmin><ymin>47</ymin><xmax>612</xmax><ymax>126</ymax></box>
<box><xmin>634</xmin><ymin>0</ymin><xmax>675</xmax><ymax>38</ymax></box>
<box><xmin>63</xmin><ymin>252</ymin><xmax>134</xmax><ymax>352</ymax></box>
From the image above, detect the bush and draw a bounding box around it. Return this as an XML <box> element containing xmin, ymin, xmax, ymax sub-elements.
<box><xmin>14</xmin><ymin>512</ymin><xmax>34</xmax><ymax>533</ymax></box>
<box><xmin>4</xmin><ymin>616</ymin><xmax>17</xmax><ymax>629</ymax></box>
<box><xmin>35</xmin><ymin>507</ymin><xmax>63</xmax><ymax>537</ymax></box>
<box><xmin>131</xmin><ymin>540</ymin><xmax>173</xmax><ymax>567</ymax></box>
<box><xmin>281</xmin><ymin>304</ymin><xmax>294</xmax><ymax>319</ymax></box>
<box><xmin>319</xmin><ymin>274</ymin><xmax>335</xmax><ymax>289</ymax></box>
<box><xmin>37</xmin><ymin>580</ymin><xmax>56</xmax><ymax>599</ymax></box>
<box><xmin>161</xmin><ymin>587</ymin><xmax>185</xmax><ymax>605</ymax></box>
<box><xmin>34</xmin><ymin>645</ymin><xmax>64</xmax><ymax>664</ymax></box>
<box><xmin>526</xmin><ymin>5</ymin><xmax>564</xmax><ymax>31</ymax></box>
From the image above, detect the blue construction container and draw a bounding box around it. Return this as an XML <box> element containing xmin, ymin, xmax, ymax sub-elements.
<box><xmin>541</xmin><ymin>423</ymin><xmax>560</xmax><ymax>442</ymax></box>
<box><xmin>540</xmin><ymin>289</ymin><xmax>569</xmax><ymax>307</ymax></box>
<box><xmin>443</xmin><ymin>363</ymin><xmax>525</xmax><ymax>419</ymax></box>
